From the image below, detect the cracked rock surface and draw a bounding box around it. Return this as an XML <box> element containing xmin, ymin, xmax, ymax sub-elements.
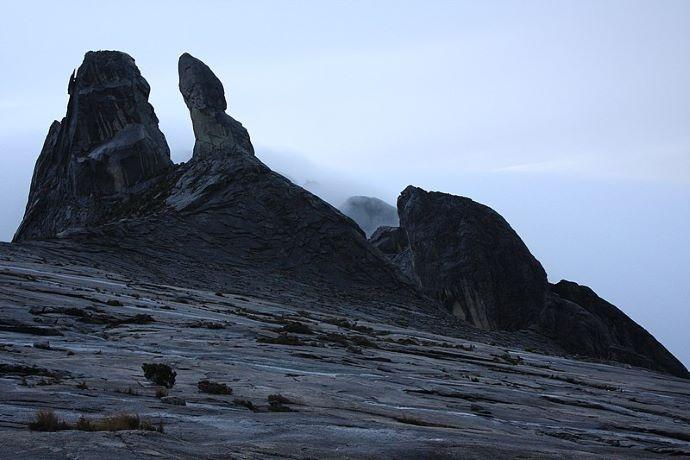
<box><xmin>14</xmin><ymin>51</ymin><xmax>172</xmax><ymax>241</ymax></box>
<box><xmin>0</xmin><ymin>253</ymin><xmax>688</xmax><ymax>459</ymax></box>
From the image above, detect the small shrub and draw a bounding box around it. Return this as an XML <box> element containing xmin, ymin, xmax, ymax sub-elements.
<box><xmin>142</xmin><ymin>363</ymin><xmax>176</xmax><ymax>388</ymax></box>
<box><xmin>75</xmin><ymin>413</ymin><xmax>164</xmax><ymax>433</ymax></box>
<box><xmin>395</xmin><ymin>337</ymin><xmax>419</xmax><ymax>346</ymax></box>
<box><xmin>233</xmin><ymin>399</ymin><xmax>257</xmax><ymax>412</ymax></box>
<box><xmin>350</xmin><ymin>335</ymin><xmax>377</xmax><ymax>348</ymax></box>
<box><xmin>347</xmin><ymin>345</ymin><xmax>362</xmax><ymax>354</ymax></box>
<box><xmin>267</xmin><ymin>394</ymin><xmax>296</xmax><ymax>412</ymax></box>
<box><xmin>33</xmin><ymin>340</ymin><xmax>51</xmax><ymax>350</ymax></box>
<box><xmin>28</xmin><ymin>410</ymin><xmax>70</xmax><ymax>431</ymax></box>
<box><xmin>119</xmin><ymin>314</ymin><xmax>154</xmax><ymax>325</ymax></box>
<box><xmin>198</xmin><ymin>380</ymin><xmax>232</xmax><ymax>395</ymax></box>
<box><xmin>76</xmin><ymin>381</ymin><xmax>89</xmax><ymax>390</ymax></box>
<box><xmin>494</xmin><ymin>352</ymin><xmax>522</xmax><ymax>365</ymax></box>
<box><xmin>106</xmin><ymin>299</ymin><xmax>123</xmax><ymax>306</ymax></box>
<box><xmin>155</xmin><ymin>387</ymin><xmax>169</xmax><ymax>398</ymax></box>
<box><xmin>267</xmin><ymin>394</ymin><xmax>292</xmax><ymax>405</ymax></box>
<box><xmin>189</xmin><ymin>321</ymin><xmax>225</xmax><ymax>329</ymax></box>
<box><xmin>279</xmin><ymin>321</ymin><xmax>313</xmax><ymax>335</ymax></box>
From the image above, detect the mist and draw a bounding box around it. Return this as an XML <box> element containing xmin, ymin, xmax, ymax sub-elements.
<box><xmin>0</xmin><ymin>0</ymin><xmax>688</xmax><ymax>366</ymax></box>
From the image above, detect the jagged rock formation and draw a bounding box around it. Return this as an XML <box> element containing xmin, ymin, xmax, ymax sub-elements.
<box><xmin>542</xmin><ymin>280</ymin><xmax>689</xmax><ymax>378</ymax></box>
<box><xmin>372</xmin><ymin>186</ymin><xmax>689</xmax><ymax>378</ymax></box>
<box><xmin>397</xmin><ymin>186</ymin><xmax>548</xmax><ymax>330</ymax></box>
<box><xmin>340</xmin><ymin>196</ymin><xmax>399</xmax><ymax>237</ymax></box>
<box><xmin>178</xmin><ymin>53</ymin><xmax>254</xmax><ymax>158</ymax></box>
<box><xmin>14</xmin><ymin>51</ymin><xmax>172</xmax><ymax>241</ymax></box>
<box><xmin>12</xmin><ymin>51</ymin><xmax>422</xmax><ymax>311</ymax></box>
<box><xmin>9</xmin><ymin>50</ymin><xmax>687</xmax><ymax>379</ymax></box>
<box><xmin>1</xmin><ymin>253</ymin><xmax>689</xmax><ymax>458</ymax></box>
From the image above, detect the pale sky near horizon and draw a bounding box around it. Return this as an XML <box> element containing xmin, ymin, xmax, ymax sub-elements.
<box><xmin>1</xmin><ymin>1</ymin><xmax>688</xmax><ymax>366</ymax></box>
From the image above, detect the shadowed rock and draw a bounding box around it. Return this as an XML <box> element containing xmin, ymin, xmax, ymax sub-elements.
<box><xmin>178</xmin><ymin>53</ymin><xmax>254</xmax><ymax>159</ymax></box>
<box><xmin>13</xmin><ymin>51</ymin><xmax>426</xmax><ymax>313</ymax></box>
<box><xmin>387</xmin><ymin>185</ymin><xmax>688</xmax><ymax>378</ymax></box>
<box><xmin>10</xmin><ymin>50</ymin><xmax>686</xmax><ymax>380</ymax></box>
<box><xmin>339</xmin><ymin>196</ymin><xmax>399</xmax><ymax>237</ymax></box>
<box><xmin>397</xmin><ymin>186</ymin><xmax>548</xmax><ymax>330</ymax></box>
<box><xmin>14</xmin><ymin>51</ymin><xmax>172</xmax><ymax>241</ymax></box>
<box><xmin>543</xmin><ymin>280</ymin><xmax>689</xmax><ymax>378</ymax></box>
<box><xmin>369</xmin><ymin>226</ymin><xmax>415</xmax><ymax>281</ymax></box>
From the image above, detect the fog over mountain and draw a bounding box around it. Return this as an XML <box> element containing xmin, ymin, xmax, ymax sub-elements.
<box><xmin>0</xmin><ymin>0</ymin><xmax>688</xmax><ymax>370</ymax></box>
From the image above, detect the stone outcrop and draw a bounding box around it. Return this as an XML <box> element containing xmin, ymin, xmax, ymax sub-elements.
<box><xmin>11</xmin><ymin>50</ymin><xmax>687</xmax><ymax>379</ymax></box>
<box><xmin>340</xmin><ymin>196</ymin><xmax>399</xmax><ymax>237</ymax></box>
<box><xmin>397</xmin><ymin>186</ymin><xmax>548</xmax><ymax>330</ymax></box>
<box><xmin>14</xmin><ymin>51</ymin><xmax>172</xmax><ymax>241</ymax></box>
<box><xmin>378</xmin><ymin>186</ymin><xmax>688</xmax><ymax>378</ymax></box>
<box><xmin>369</xmin><ymin>225</ymin><xmax>415</xmax><ymax>281</ymax></box>
<box><xmin>178</xmin><ymin>53</ymin><xmax>254</xmax><ymax>159</ymax></box>
<box><xmin>542</xmin><ymin>281</ymin><xmax>689</xmax><ymax>378</ymax></box>
<box><xmin>13</xmin><ymin>51</ymin><xmax>422</xmax><ymax>310</ymax></box>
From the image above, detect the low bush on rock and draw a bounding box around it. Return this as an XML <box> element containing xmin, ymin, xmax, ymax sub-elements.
<box><xmin>28</xmin><ymin>410</ymin><xmax>164</xmax><ymax>433</ymax></box>
<box><xmin>198</xmin><ymin>379</ymin><xmax>232</xmax><ymax>395</ymax></box>
<box><xmin>142</xmin><ymin>363</ymin><xmax>176</xmax><ymax>388</ymax></box>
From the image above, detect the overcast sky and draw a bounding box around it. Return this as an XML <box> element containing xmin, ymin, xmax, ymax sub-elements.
<box><xmin>1</xmin><ymin>0</ymin><xmax>688</xmax><ymax>366</ymax></box>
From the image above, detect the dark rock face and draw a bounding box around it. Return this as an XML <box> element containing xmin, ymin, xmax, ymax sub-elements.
<box><xmin>14</xmin><ymin>51</ymin><xmax>172</xmax><ymax>241</ymax></box>
<box><xmin>340</xmin><ymin>196</ymin><xmax>399</xmax><ymax>237</ymax></box>
<box><xmin>369</xmin><ymin>226</ymin><xmax>416</xmax><ymax>281</ymax></box>
<box><xmin>178</xmin><ymin>53</ymin><xmax>254</xmax><ymax>159</ymax></box>
<box><xmin>13</xmin><ymin>51</ymin><xmax>421</xmax><ymax>308</ymax></box>
<box><xmin>391</xmin><ymin>186</ymin><xmax>688</xmax><ymax>378</ymax></box>
<box><xmin>543</xmin><ymin>281</ymin><xmax>689</xmax><ymax>378</ymax></box>
<box><xmin>11</xmin><ymin>50</ymin><xmax>686</xmax><ymax>380</ymax></box>
<box><xmin>397</xmin><ymin>186</ymin><xmax>548</xmax><ymax>330</ymax></box>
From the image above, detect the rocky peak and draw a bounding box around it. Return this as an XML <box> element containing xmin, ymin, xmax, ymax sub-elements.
<box><xmin>339</xmin><ymin>196</ymin><xmax>399</xmax><ymax>237</ymax></box>
<box><xmin>388</xmin><ymin>185</ymin><xmax>688</xmax><ymax>378</ymax></box>
<box><xmin>178</xmin><ymin>53</ymin><xmax>254</xmax><ymax>159</ymax></box>
<box><xmin>14</xmin><ymin>51</ymin><xmax>172</xmax><ymax>241</ymax></box>
<box><xmin>398</xmin><ymin>185</ymin><xmax>548</xmax><ymax>330</ymax></box>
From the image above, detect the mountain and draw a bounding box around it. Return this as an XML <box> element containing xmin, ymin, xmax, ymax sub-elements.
<box><xmin>14</xmin><ymin>51</ymin><xmax>172</xmax><ymax>241</ymax></box>
<box><xmin>12</xmin><ymin>51</ymin><xmax>428</xmax><ymax>317</ymax></box>
<box><xmin>370</xmin><ymin>186</ymin><xmax>688</xmax><ymax>378</ymax></box>
<box><xmin>2</xmin><ymin>49</ymin><xmax>688</xmax><ymax>458</ymax></box>
<box><xmin>339</xmin><ymin>196</ymin><xmax>399</xmax><ymax>237</ymax></box>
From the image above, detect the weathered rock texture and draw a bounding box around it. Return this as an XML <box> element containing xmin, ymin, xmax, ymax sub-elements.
<box><xmin>340</xmin><ymin>196</ymin><xmax>399</xmax><ymax>237</ymax></box>
<box><xmin>12</xmin><ymin>51</ymin><xmax>422</xmax><ymax>310</ymax></box>
<box><xmin>369</xmin><ymin>225</ymin><xmax>415</xmax><ymax>281</ymax></box>
<box><xmin>542</xmin><ymin>280</ymin><xmax>689</xmax><ymax>378</ymax></box>
<box><xmin>14</xmin><ymin>51</ymin><xmax>172</xmax><ymax>241</ymax></box>
<box><xmin>9</xmin><ymin>49</ymin><xmax>687</xmax><ymax>392</ymax></box>
<box><xmin>1</xmin><ymin>252</ymin><xmax>688</xmax><ymax>459</ymax></box>
<box><xmin>377</xmin><ymin>186</ymin><xmax>689</xmax><ymax>378</ymax></box>
<box><xmin>397</xmin><ymin>186</ymin><xmax>548</xmax><ymax>331</ymax></box>
<box><xmin>178</xmin><ymin>53</ymin><xmax>254</xmax><ymax>158</ymax></box>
